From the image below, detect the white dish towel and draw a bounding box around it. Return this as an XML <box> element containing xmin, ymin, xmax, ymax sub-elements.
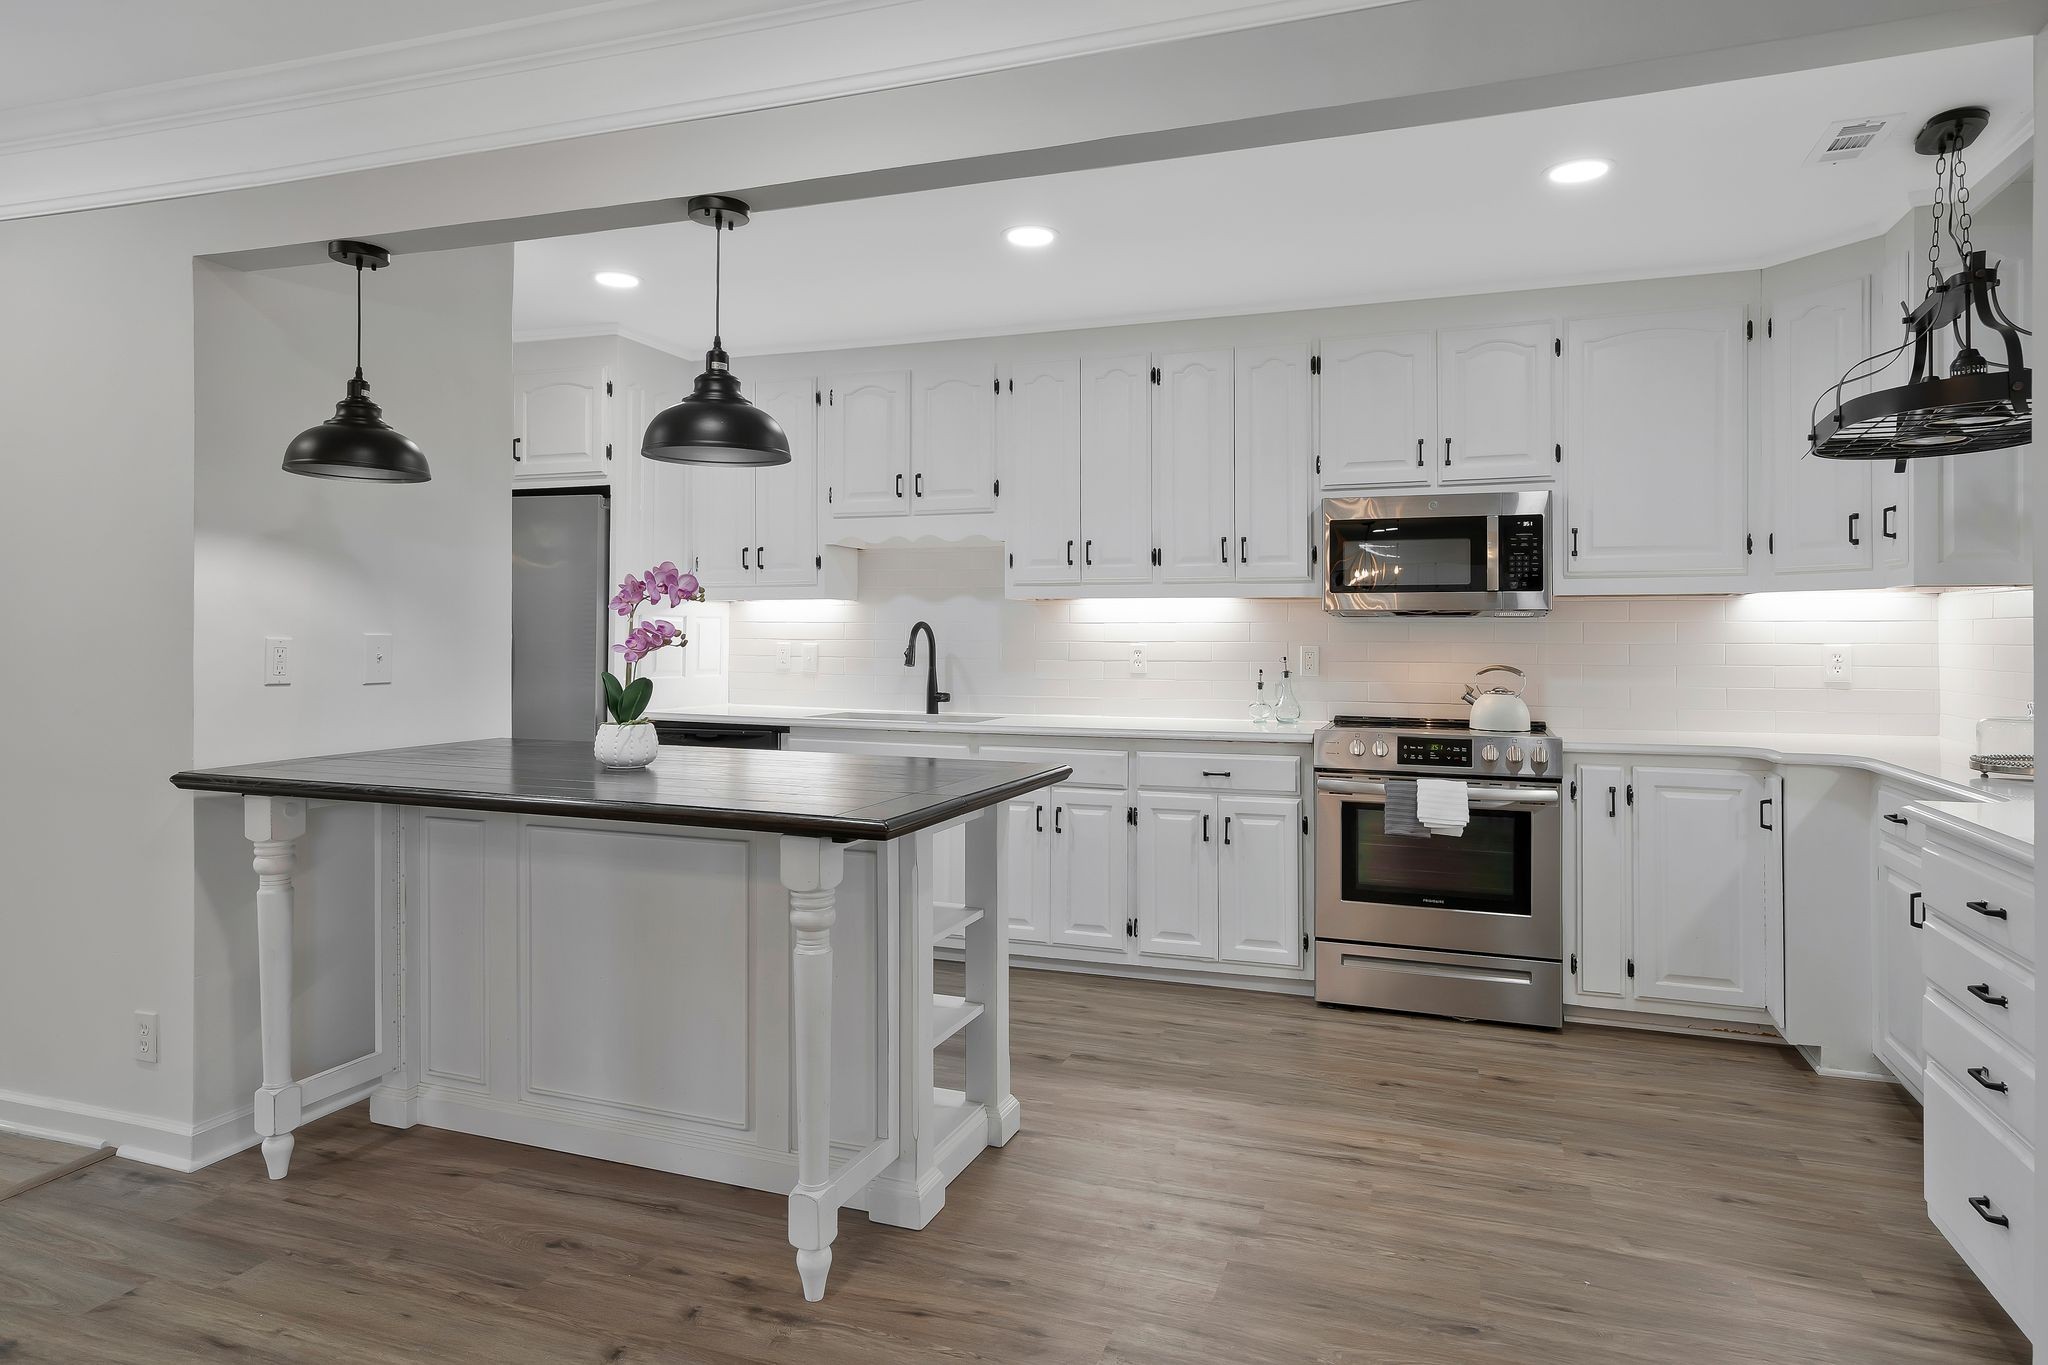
<box><xmin>1415</xmin><ymin>779</ymin><xmax>1470</xmax><ymax>836</ymax></box>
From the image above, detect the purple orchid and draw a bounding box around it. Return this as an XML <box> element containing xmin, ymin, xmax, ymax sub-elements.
<box><xmin>610</xmin><ymin>573</ymin><xmax>646</xmax><ymax>616</ymax></box>
<box><xmin>602</xmin><ymin>559</ymin><xmax>708</xmax><ymax>725</ymax></box>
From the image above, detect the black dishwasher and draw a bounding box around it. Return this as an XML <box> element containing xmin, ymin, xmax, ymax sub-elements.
<box><xmin>651</xmin><ymin>720</ymin><xmax>788</xmax><ymax>750</ymax></box>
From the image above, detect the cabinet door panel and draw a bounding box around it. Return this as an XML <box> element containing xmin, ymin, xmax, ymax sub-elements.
<box><xmin>1233</xmin><ymin>344</ymin><xmax>1313</xmax><ymax>581</ymax></box>
<box><xmin>687</xmin><ymin>465</ymin><xmax>756</xmax><ymax>590</ymax></box>
<box><xmin>1004</xmin><ymin>358</ymin><xmax>1082</xmax><ymax>586</ymax></box>
<box><xmin>750</xmin><ymin>376</ymin><xmax>818</xmax><ymax>587</ymax></box>
<box><xmin>823</xmin><ymin>371</ymin><xmax>910</xmax><ymax>517</ymax></box>
<box><xmin>1874</xmin><ymin>849</ymin><xmax>1924</xmax><ymax>1091</ymax></box>
<box><xmin>1574</xmin><ymin>764</ymin><xmax>1629</xmax><ymax>1000</ymax></box>
<box><xmin>913</xmin><ymin>359</ymin><xmax>997</xmax><ymax>514</ymax></box>
<box><xmin>1049</xmin><ymin>787</ymin><xmax>1129</xmax><ymax>952</ymax></box>
<box><xmin>1079</xmin><ymin>353</ymin><xmax>1154</xmax><ymax>583</ymax></box>
<box><xmin>1438</xmin><ymin>323</ymin><xmax>1554</xmax><ymax>484</ymax></box>
<box><xmin>1000</xmin><ymin>796</ymin><xmax>1050</xmax><ymax>944</ymax></box>
<box><xmin>1135</xmin><ymin>794</ymin><xmax>1218</xmax><ymax>960</ymax></box>
<box><xmin>1217</xmin><ymin>796</ymin><xmax>1301</xmax><ymax>967</ymax></box>
<box><xmin>1766</xmin><ymin>278</ymin><xmax>1872</xmax><ymax>575</ymax></box>
<box><xmin>1152</xmin><ymin>350</ymin><xmax>1236</xmax><ymax>583</ymax></box>
<box><xmin>1630</xmin><ymin>767</ymin><xmax>1764</xmax><ymax>1009</ymax></box>
<box><xmin>515</xmin><ymin>367</ymin><xmax>608</xmax><ymax>480</ymax></box>
<box><xmin>1317</xmin><ymin>333</ymin><xmax>1434</xmax><ymax>489</ymax></box>
<box><xmin>1563</xmin><ymin>308</ymin><xmax>1749</xmax><ymax>579</ymax></box>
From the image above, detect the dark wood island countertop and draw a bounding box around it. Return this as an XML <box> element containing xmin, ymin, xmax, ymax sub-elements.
<box><xmin>172</xmin><ymin>738</ymin><xmax>1071</xmax><ymax>842</ymax></box>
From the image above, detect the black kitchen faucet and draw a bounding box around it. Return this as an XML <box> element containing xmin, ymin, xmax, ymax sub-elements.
<box><xmin>903</xmin><ymin>621</ymin><xmax>950</xmax><ymax>715</ymax></box>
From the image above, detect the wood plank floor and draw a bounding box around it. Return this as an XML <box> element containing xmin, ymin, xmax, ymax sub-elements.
<box><xmin>0</xmin><ymin>967</ymin><xmax>2026</xmax><ymax>1363</ymax></box>
<box><xmin>0</xmin><ymin>1134</ymin><xmax>100</xmax><ymax>1195</ymax></box>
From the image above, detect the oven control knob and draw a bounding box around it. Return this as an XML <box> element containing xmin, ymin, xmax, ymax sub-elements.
<box><xmin>1370</xmin><ymin>738</ymin><xmax>1389</xmax><ymax>758</ymax></box>
<box><xmin>1480</xmin><ymin>743</ymin><xmax>1500</xmax><ymax>763</ymax></box>
<box><xmin>1349</xmin><ymin>738</ymin><xmax>1368</xmax><ymax>757</ymax></box>
<box><xmin>1506</xmin><ymin>744</ymin><xmax>1524</xmax><ymax>768</ymax></box>
<box><xmin>1529</xmin><ymin>745</ymin><xmax>1550</xmax><ymax>772</ymax></box>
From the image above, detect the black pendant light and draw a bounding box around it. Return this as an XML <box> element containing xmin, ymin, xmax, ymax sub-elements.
<box><xmin>282</xmin><ymin>241</ymin><xmax>430</xmax><ymax>483</ymax></box>
<box><xmin>641</xmin><ymin>195</ymin><xmax>791</xmax><ymax>467</ymax></box>
<box><xmin>1811</xmin><ymin>107</ymin><xmax>2030</xmax><ymax>470</ymax></box>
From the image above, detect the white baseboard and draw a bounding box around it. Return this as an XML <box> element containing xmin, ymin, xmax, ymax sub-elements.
<box><xmin>0</xmin><ymin>1078</ymin><xmax>384</xmax><ymax>1173</ymax></box>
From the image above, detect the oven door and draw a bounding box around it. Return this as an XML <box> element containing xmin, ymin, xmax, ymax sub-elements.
<box><xmin>1315</xmin><ymin>778</ymin><xmax>1561</xmax><ymax>961</ymax></box>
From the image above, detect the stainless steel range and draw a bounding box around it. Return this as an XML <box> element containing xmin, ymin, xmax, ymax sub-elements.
<box><xmin>1313</xmin><ymin>715</ymin><xmax>1564</xmax><ymax>1028</ymax></box>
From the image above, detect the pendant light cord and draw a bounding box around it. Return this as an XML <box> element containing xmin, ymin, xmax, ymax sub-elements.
<box><xmin>712</xmin><ymin>210</ymin><xmax>724</xmax><ymax>349</ymax></box>
<box><xmin>355</xmin><ymin>261</ymin><xmax>364</xmax><ymax>379</ymax></box>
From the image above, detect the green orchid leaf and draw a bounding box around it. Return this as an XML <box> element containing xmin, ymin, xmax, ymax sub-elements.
<box><xmin>618</xmin><ymin>676</ymin><xmax>654</xmax><ymax>724</ymax></box>
<box><xmin>601</xmin><ymin>671</ymin><xmax>625</xmax><ymax>722</ymax></box>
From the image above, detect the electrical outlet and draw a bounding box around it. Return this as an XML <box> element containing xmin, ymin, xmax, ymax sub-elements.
<box><xmin>775</xmin><ymin>641</ymin><xmax>792</xmax><ymax>673</ymax></box>
<box><xmin>363</xmin><ymin>633</ymin><xmax>394</xmax><ymax>685</ymax></box>
<box><xmin>134</xmin><ymin>1010</ymin><xmax>159</xmax><ymax>1064</ymax></box>
<box><xmin>799</xmin><ymin>642</ymin><xmax>819</xmax><ymax>675</ymax></box>
<box><xmin>1825</xmin><ymin>648</ymin><xmax>1852</xmax><ymax>688</ymax></box>
<box><xmin>1300</xmin><ymin>645</ymin><xmax>1321</xmax><ymax>678</ymax></box>
<box><xmin>1128</xmin><ymin>645</ymin><xmax>1148</xmax><ymax>677</ymax></box>
<box><xmin>263</xmin><ymin>637</ymin><xmax>292</xmax><ymax>686</ymax></box>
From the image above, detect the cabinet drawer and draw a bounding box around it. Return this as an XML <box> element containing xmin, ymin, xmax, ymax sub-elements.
<box><xmin>1924</xmin><ymin>918</ymin><xmax>2035</xmax><ymax>1057</ymax></box>
<box><xmin>1136</xmin><ymin>751</ymin><xmax>1299</xmax><ymax>795</ymax></box>
<box><xmin>978</xmin><ymin>745</ymin><xmax>1128</xmax><ymax>789</ymax></box>
<box><xmin>1873</xmin><ymin>784</ymin><xmax>1922</xmax><ymax>849</ymax></box>
<box><xmin>786</xmin><ymin>733</ymin><xmax>973</xmax><ymax>761</ymax></box>
<box><xmin>1922</xmin><ymin>839</ymin><xmax>2034</xmax><ymax>968</ymax></box>
<box><xmin>1925</xmin><ymin>988</ymin><xmax>2036</xmax><ymax>1148</ymax></box>
<box><xmin>1924</xmin><ymin>1064</ymin><xmax>2035</xmax><ymax>1334</ymax></box>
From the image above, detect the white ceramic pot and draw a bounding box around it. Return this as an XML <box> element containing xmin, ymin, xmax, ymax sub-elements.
<box><xmin>594</xmin><ymin>721</ymin><xmax>660</xmax><ymax>769</ymax></box>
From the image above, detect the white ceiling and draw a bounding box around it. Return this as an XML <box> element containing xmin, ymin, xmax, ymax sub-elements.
<box><xmin>512</xmin><ymin>38</ymin><xmax>2034</xmax><ymax>357</ymax></box>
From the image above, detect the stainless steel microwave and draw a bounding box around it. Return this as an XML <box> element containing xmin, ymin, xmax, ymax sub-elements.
<box><xmin>1320</xmin><ymin>489</ymin><xmax>1551</xmax><ymax>617</ymax></box>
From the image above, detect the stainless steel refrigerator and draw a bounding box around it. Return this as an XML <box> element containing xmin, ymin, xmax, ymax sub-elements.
<box><xmin>512</xmin><ymin>489</ymin><xmax>610</xmax><ymax>740</ymax></box>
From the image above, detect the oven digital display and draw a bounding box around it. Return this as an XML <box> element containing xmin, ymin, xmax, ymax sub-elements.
<box><xmin>1397</xmin><ymin>736</ymin><xmax>1470</xmax><ymax>768</ymax></box>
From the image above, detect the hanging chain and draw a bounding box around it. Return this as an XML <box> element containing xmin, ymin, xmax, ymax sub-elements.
<box><xmin>1926</xmin><ymin>151</ymin><xmax>1947</xmax><ymax>297</ymax></box>
<box><xmin>1951</xmin><ymin>151</ymin><xmax>1972</xmax><ymax>262</ymax></box>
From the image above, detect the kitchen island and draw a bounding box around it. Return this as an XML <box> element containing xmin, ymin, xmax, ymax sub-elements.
<box><xmin>170</xmin><ymin>738</ymin><xmax>1069</xmax><ymax>1300</ymax></box>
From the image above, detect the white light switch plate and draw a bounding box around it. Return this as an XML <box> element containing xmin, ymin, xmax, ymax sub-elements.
<box><xmin>363</xmin><ymin>633</ymin><xmax>393</xmax><ymax>685</ymax></box>
<box><xmin>799</xmin><ymin>642</ymin><xmax>819</xmax><ymax>674</ymax></box>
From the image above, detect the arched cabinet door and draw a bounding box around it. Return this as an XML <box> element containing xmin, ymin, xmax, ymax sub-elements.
<box><xmin>912</xmin><ymin>358</ymin><xmax>998</xmax><ymax>514</ymax></box>
<box><xmin>1438</xmin><ymin>322</ymin><xmax>1555</xmax><ymax>485</ymax></box>
<box><xmin>821</xmin><ymin>370</ymin><xmax>910</xmax><ymax>518</ymax></box>
<box><xmin>1764</xmin><ymin>276</ymin><xmax>1872</xmax><ymax>577</ymax></box>
<box><xmin>514</xmin><ymin>366</ymin><xmax>608</xmax><ymax>481</ymax></box>
<box><xmin>1317</xmin><ymin>332</ymin><xmax>1435</xmax><ymax>490</ymax></box>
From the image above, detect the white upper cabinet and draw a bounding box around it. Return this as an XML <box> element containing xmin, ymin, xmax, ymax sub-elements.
<box><xmin>1003</xmin><ymin>358</ymin><xmax>1082</xmax><ymax>586</ymax></box>
<box><xmin>1563</xmin><ymin>306</ymin><xmax>1750</xmax><ymax>581</ymax></box>
<box><xmin>749</xmin><ymin>376</ymin><xmax>819</xmax><ymax>587</ymax></box>
<box><xmin>1233</xmin><ymin>343</ymin><xmax>1314</xmax><ymax>581</ymax></box>
<box><xmin>514</xmin><ymin>366</ymin><xmax>609</xmax><ymax>482</ymax></box>
<box><xmin>1764</xmin><ymin>277</ymin><xmax>1872</xmax><ymax>576</ymax></box>
<box><xmin>1152</xmin><ymin>349</ymin><xmax>1236</xmax><ymax>583</ymax></box>
<box><xmin>1316</xmin><ymin>332</ymin><xmax>1434</xmax><ymax>489</ymax></box>
<box><xmin>687</xmin><ymin>464</ymin><xmax>756</xmax><ymax>588</ymax></box>
<box><xmin>1078</xmin><ymin>353</ymin><xmax>1154</xmax><ymax>584</ymax></box>
<box><xmin>1437</xmin><ymin>322</ymin><xmax>1556</xmax><ymax>484</ymax></box>
<box><xmin>822</xmin><ymin>370</ymin><xmax>910</xmax><ymax>517</ymax></box>
<box><xmin>1629</xmin><ymin>766</ymin><xmax>1769</xmax><ymax>1011</ymax></box>
<box><xmin>913</xmin><ymin>358</ymin><xmax>998</xmax><ymax>514</ymax></box>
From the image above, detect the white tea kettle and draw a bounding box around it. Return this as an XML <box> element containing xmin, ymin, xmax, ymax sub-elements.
<box><xmin>1462</xmin><ymin>664</ymin><xmax>1531</xmax><ymax>733</ymax></box>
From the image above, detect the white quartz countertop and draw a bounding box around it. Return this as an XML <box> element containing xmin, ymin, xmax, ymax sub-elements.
<box><xmin>648</xmin><ymin>703</ymin><xmax>1319</xmax><ymax>745</ymax></box>
<box><xmin>1911</xmin><ymin>790</ymin><xmax>2036</xmax><ymax>864</ymax></box>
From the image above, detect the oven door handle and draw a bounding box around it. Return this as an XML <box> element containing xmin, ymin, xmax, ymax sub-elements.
<box><xmin>1314</xmin><ymin>777</ymin><xmax>1559</xmax><ymax>806</ymax></box>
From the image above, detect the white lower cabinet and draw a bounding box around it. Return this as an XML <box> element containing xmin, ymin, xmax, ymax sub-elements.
<box><xmin>1571</xmin><ymin>761</ymin><xmax>1783</xmax><ymax>1024</ymax></box>
<box><xmin>1134</xmin><ymin>791</ymin><xmax>1304</xmax><ymax>967</ymax></box>
<box><xmin>1873</xmin><ymin>840</ymin><xmax>1926</xmax><ymax>1095</ymax></box>
<box><xmin>1135</xmin><ymin>794</ymin><xmax>1218</xmax><ymax>960</ymax></box>
<box><xmin>1047</xmin><ymin>786</ymin><xmax>1130</xmax><ymax>952</ymax></box>
<box><xmin>999</xmin><ymin>795</ymin><xmax>1050</xmax><ymax>944</ymax></box>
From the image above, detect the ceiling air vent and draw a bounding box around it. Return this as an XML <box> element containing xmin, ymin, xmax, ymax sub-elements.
<box><xmin>1804</xmin><ymin>115</ymin><xmax>1899</xmax><ymax>166</ymax></box>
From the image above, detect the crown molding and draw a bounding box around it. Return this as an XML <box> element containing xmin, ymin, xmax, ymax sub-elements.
<box><xmin>0</xmin><ymin>0</ymin><xmax>1380</xmax><ymax>221</ymax></box>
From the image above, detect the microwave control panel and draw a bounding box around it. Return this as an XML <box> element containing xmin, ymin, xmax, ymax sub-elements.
<box><xmin>1500</xmin><ymin>515</ymin><xmax>1545</xmax><ymax>592</ymax></box>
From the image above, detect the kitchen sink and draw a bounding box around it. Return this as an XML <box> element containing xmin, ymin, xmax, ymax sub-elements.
<box><xmin>813</xmin><ymin>710</ymin><xmax>1006</xmax><ymax>724</ymax></box>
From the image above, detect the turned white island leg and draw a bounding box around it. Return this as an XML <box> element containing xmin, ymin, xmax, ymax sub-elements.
<box><xmin>780</xmin><ymin>835</ymin><xmax>845</xmax><ymax>1302</ymax></box>
<box><xmin>961</xmin><ymin>808</ymin><xmax>1020</xmax><ymax>1145</ymax></box>
<box><xmin>245</xmin><ymin>795</ymin><xmax>306</xmax><ymax>1180</ymax></box>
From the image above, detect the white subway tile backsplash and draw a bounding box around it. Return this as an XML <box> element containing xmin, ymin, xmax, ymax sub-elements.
<box><xmin>717</xmin><ymin>552</ymin><xmax>2029</xmax><ymax>741</ymax></box>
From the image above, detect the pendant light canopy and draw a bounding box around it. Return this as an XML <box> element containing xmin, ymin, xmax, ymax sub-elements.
<box><xmin>641</xmin><ymin>195</ymin><xmax>791</xmax><ymax>467</ymax></box>
<box><xmin>1811</xmin><ymin>108</ymin><xmax>2030</xmax><ymax>470</ymax></box>
<box><xmin>282</xmin><ymin>241</ymin><xmax>431</xmax><ymax>483</ymax></box>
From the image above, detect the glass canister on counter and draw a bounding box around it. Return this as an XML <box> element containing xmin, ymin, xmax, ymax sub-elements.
<box><xmin>1972</xmin><ymin>712</ymin><xmax>2035</xmax><ymax>779</ymax></box>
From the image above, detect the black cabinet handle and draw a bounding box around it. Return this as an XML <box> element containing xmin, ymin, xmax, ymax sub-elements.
<box><xmin>1908</xmin><ymin>891</ymin><xmax>1925</xmax><ymax>929</ymax></box>
<box><xmin>1968</xmin><ymin>1195</ymin><xmax>2011</xmax><ymax>1228</ymax></box>
<box><xmin>741</xmin><ymin>547</ymin><xmax>750</xmax><ymax>569</ymax></box>
<box><xmin>1415</xmin><ymin>437</ymin><xmax>1424</xmax><ymax>467</ymax></box>
<box><xmin>1607</xmin><ymin>786</ymin><xmax>1617</xmax><ymax>818</ymax></box>
<box><xmin>1219</xmin><ymin>535</ymin><xmax>1228</xmax><ymax>564</ymax></box>
<box><xmin>1443</xmin><ymin>436</ymin><xmax>1452</xmax><ymax>465</ymax></box>
<box><xmin>1967</xmin><ymin>1065</ymin><xmax>2009</xmax><ymax>1093</ymax></box>
<box><xmin>1054</xmin><ymin>806</ymin><xmax>1063</xmax><ymax>835</ymax></box>
<box><xmin>1848</xmin><ymin>511</ymin><xmax>1861</xmax><ymax>546</ymax></box>
<box><xmin>1240</xmin><ymin>536</ymin><xmax>1248</xmax><ymax>563</ymax></box>
<box><xmin>1201</xmin><ymin>770</ymin><xmax>1231</xmax><ymax>778</ymax></box>
<box><xmin>895</xmin><ymin>473</ymin><xmax>904</xmax><ymax>498</ymax></box>
<box><xmin>1883</xmin><ymin>812</ymin><xmax>1908</xmax><ymax>825</ymax></box>
<box><xmin>756</xmin><ymin>545</ymin><xmax>765</xmax><ymax>569</ymax></box>
<box><xmin>1084</xmin><ymin>540</ymin><xmax>1093</xmax><ymax>566</ymax></box>
<box><xmin>914</xmin><ymin>472</ymin><xmax>924</xmax><ymax>497</ymax></box>
<box><xmin>1758</xmin><ymin>797</ymin><xmax>1773</xmax><ymax>832</ymax></box>
<box><xmin>1223</xmin><ymin>816</ymin><xmax>1233</xmax><ymax>845</ymax></box>
<box><xmin>512</xmin><ymin>436</ymin><xmax>523</xmax><ymax>462</ymax></box>
<box><xmin>1967</xmin><ymin>983</ymin><xmax>2010</xmax><ymax>1009</ymax></box>
<box><xmin>1968</xmin><ymin>899</ymin><xmax>2009</xmax><ymax>920</ymax></box>
<box><xmin>1571</xmin><ymin>528</ymin><xmax>1580</xmax><ymax>559</ymax></box>
<box><xmin>1202</xmin><ymin>813</ymin><xmax>1211</xmax><ymax>842</ymax></box>
<box><xmin>1066</xmin><ymin>539</ymin><xmax>1074</xmax><ymax>566</ymax></box>
<box><xmin>1034</xmin><ymin>804</ymin><xmax>1043</xmax><ymax>833</ymax></box>
<box><xmin>1882</xmin><ymin>505</ymin><xmax>1898</xmax><ymax>539</ymax></box>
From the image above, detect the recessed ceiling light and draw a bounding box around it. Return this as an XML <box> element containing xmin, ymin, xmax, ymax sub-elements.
<box><xmin>1004</xmin><ymin>225</ymin><xmax>1058</xmax><ymax>249</ymax></box>
<box><xmin>594</xmin><ymin>270</ymin><xmax>641</xmax><ymax>289</ymax></box>
<box><xmin>1546</xmin><ymin>158</ymin><xmax>1611</xmax><ymax>185</ymax></box>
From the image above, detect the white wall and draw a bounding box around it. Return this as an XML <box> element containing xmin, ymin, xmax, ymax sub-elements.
<box><xmin>187</xmin><ymin>247</ymin><xmax>513</xmax><ymax>1139</ymax></box>
<box><xmin>1937</xmin><ymin>587</ymin><xmax>2035</xmax><ymax>752</ymax></box>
